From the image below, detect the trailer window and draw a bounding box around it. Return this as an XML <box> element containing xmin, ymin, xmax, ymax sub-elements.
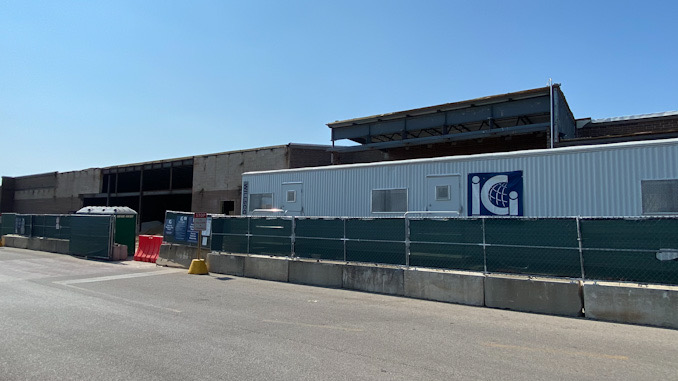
<box><xmin>371</xmin><ymin>189</ymin><xmax>407</xmax><ymax>213</ymax></box>
<box><xmin>250</xmin><ymin>193</ymin><xmax>273</xmax><ymax>212</ymax></box>
<box><xmin>435</xmin><ymin>185</ymin><xmax>451</xmax><ymax>201</ymax></box>
<box><xmin>642</xmin><ymin>179</ymin><xmax>678</xmax><ymax>214</ymax></box>
<box><xmin>286</xmin><ymin>190</ymin><xmax>296</xmax><ymax>203</ymax></box>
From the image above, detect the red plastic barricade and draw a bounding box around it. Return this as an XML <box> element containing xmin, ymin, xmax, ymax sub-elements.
<box><xmin>134</xmin><ymin>235</ymin><xmax>163</xmax><ymax>263</ymax></box>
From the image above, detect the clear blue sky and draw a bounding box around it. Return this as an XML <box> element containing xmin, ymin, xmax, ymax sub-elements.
<box><xmin>2</xmin><ymin>0</ymin><xmax>677</xmax><ymax>180</ymax></box>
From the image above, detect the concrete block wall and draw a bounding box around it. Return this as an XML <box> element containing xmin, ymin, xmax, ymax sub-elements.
<box><xmin>204</xmin><ymin>253</ymin><xmax>677</xmax><ymax>329</ymax></box>
<box><xmin>2</xmin><ymin>235</ymin><xmax>69</xmax><ymax>254</ymax></box>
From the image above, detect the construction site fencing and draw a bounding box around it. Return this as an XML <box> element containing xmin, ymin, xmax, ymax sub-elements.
<box><xmin>1</xmin><ymin>213</ymin><xmax>115</xmax><ymax>260</ymax></box>
<box><xmin>163</xmin><ymin>211</ymin><xmax>213</xmax><ymax>248</ymax></box>
<box><xmin>208</xmin><ymin>216</ymin><xmax>678</xmax><ymax>286</ymax></box>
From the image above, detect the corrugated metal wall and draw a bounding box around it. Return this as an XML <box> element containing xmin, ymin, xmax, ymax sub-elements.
<box><xmin>242</xmin><ymin>139</ymin><xmax>678</xmax><ymax>218</ymax></box>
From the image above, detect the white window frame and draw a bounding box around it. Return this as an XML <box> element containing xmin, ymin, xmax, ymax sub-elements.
<box><xmin>286</xmin><ymin>190</ymin><xmax>296</xmax><ymax>203</ymax></box>
<box><xmin>371</xmin><ymin>188</ymin><xmax>408</xmax><ymax>214</ymax></box>
<box><xmin>435</xmin><ymin>184</ymin><xmax>451</xmax><ymax>201</ymax></box>
<box><xmin>641</xmin><ymin>179</ymin><xmax>678</xmax><ymax>215</ymax></box>
<box><xmin>249</xmin><ymin>193</ymin><xmax>274</xmax><ymax>212</ymax></box>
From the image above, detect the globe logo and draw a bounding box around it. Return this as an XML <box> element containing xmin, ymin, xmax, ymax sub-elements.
<box><xmin>488</xmin><ymin>181</ymin><xmax>509</xmax><ymax>208</ymax></box>
<box><xmin>470</xmin><ymin>172</ymin><xmax>522</xmax><ymax>216</ymax></box>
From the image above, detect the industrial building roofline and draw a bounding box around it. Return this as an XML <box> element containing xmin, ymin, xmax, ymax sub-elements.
<box><xmin>327</xmin><ymin>86</ymin><xmax>556</xmax><ymax>128</ymax></box>
<box><xmin>245</xmin><ymin>136</ymin><xmax>678</xmax><ymax>176</ymax></box>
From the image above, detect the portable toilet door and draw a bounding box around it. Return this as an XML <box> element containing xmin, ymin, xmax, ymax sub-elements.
<box><xmin>426</xmin><ymin>174</ymin><xmax>461</xmax><ymax>214</ymax></box>
<box><xmin>280</xmin><ymin>182</ymin><xmax>303</xmax><ymax>215</ymax></box>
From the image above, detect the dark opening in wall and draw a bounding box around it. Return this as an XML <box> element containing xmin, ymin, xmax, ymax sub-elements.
<box><xmin>221</xmin><ymin>200</ymin><xmax>235</xmax><ymax>215</ymax></box>
<box><xmin>117</xmin><ymin>171</ymin><xmax>141</xmax><ymax>193</ymax></box>
<box><xmin>141</xmin><ymin>194</ymin><xmax>192</xmax><ymax>223</ymax></box>
<box><xmin>142</xmin><ymin>168</ymin><xmax>171</xmax><ymax>191</ymax></box>
<box><xmin>172</xmin><ymin>166</ymin><xmax>193</xmax><ymax>189</ymax></box>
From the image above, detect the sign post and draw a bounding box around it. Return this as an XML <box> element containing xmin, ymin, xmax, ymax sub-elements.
<box><xmin>193</xmin><ymin>212</ymin><xmax>207</xmax><ymax>260</ymax></box>
<box><xmin>188</xmin><ymin>212</ymin><xmax>209</xmax><ymax>275</ymax></box>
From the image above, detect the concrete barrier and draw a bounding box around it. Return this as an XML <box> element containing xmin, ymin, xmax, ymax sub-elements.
<box><xmin>1</xmin><ymin>235</ymin><xmax>69</xmax><ymax>255</ymax></box>
<box><xmin>27</xmin><ymin>237</ymin><xmax>42</xmax><ymax>251</ymax></box>
<box><xmin>244</xmin><ymin>255</ymin><xmax>289</xmax><ymax>282</ymax></box>
<box><xmin>485</xmin><ymin>274</ymin><xmax>583</xmax><ymax>317</ymax></box>
<box><xmin>157</xmin><ymin>243</ymin><xmax>210</xmax><ymax>269</ymax></box>
<box><xmin>404</xmin><ymin>268</ymin><xmax>485</xmax><ymax>306</ymax></box>
<box><xmin>289</xmin><ymin>260</ymin><xmax>343</xmax><ymax>288</ymax></box>
<box><xmin>343</xmin><ymin>264</ymin><xmax>404</xmax><ymax>296</ymax></box>
<box><xmin>5</xmin><ymin>235</ymin><xmax>29</xmax><ymax>249</ymax></box>
<box><xmin>583</xmin><ymin>283</ymin><xmax>678</xmax><ymax>329</ymax></box>
<box><xmin>55</xmin><ymin>239</ymin><xmax>69</xmax><ymax>254</ymax></box>
<box><xmin>207</xmin><ymin>253</ymin><xmax>245</xmax><ymax>276</ymax></box>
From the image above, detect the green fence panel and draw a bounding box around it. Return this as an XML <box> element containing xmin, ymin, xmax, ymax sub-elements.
<box><xmin>346</xmin><ymin>241</ymin><xmax>406</xmax><ymax>265</ymax></box>
<box><xmin>69</xmin><ymin>215</ymin><xmax>113</xmax><ymax>259</ymax></box>
<box><xmin>346</xmin><ymin>218</ymin><xmax>405</xmax><ymax>242</ymax></box>
<box><xmin>1</xmin><ymin>213</ymin><xmax>16</xmax><ymax>236</ymax></box>
<box><xmin>295</xmin><ymin>238</ymin><xmax>344</xmax><ymax>261</ymax></box>
<box><xmin>294</xmin><ymin>218</ymin><xmax>344</xmax><ymax>260</ymax></box>
<box><xmin>249</xmin><ymin>236</ymin><xmax>291</xmax><ymax>256</ymax></box>
<box><xmin>296</xmin><ymin>218</ymin><xmax>344</xmax><ymax>238</ymax></box>
<box><xmin>250</xmin><ymin>218</ymin><xmax>291</xmax><ymax>237</ymax></box>
<box><xmin>485</xmin><ymin>218</ymin><xmax>581</xmax><ymax>278</ymax></box>
<box><xmin>210</xmin><ymin>217</ymin><xmax>249</xmax><ymax>253</ymax></box>
<box><xmin>409</xmin><ymin>219</ymin><xmax>484</xmax><ymax>270</ymax></box>
<box><xmin>32</xmin><ymin>215</ymin><xmax>45</xmax><ymax>238</ymax></box>
<box><xmin>580</xmin><ymin>218</ymin><xmax>678</xmax><ymax>285</ymax></box>
<box><xmin>15</xmin><ymin>215</ymin><xmax>32</xmax><ymax>237</ymax></box>
<box><xmin>247</xmin><ymin>218</ymin><xmax>292</xmax><ymax>256</ymax></box>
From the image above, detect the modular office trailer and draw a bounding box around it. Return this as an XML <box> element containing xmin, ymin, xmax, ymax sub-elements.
<box><xmin>241</xmin><ymin>138</ymin><xmax>678</xmax><ymax>218</ymax></box>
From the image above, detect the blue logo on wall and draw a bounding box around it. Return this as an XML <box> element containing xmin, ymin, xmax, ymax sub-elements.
<box><xmin>468</xmin><ymin>171</ymin><xmax>523</xmax><ymax>216</ymax></box>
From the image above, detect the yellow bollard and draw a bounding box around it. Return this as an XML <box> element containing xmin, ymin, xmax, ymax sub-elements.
<box><xmin>188</xmin><ymin>259</ymin><xmax>208</xmax><ymax>275</ymax></box>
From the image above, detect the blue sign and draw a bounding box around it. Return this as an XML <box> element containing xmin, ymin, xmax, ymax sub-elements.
<box><xmin>468</xmin><ymin>171</ymin><xmax>523</xmax><ymax>216</ymax></box>
<box><xmin>164</xmin><ymin>217</ymin><xmax>175</xmax><ymax>237</ymax></box>
<box><xmin>186</xmin><ymin>216</ymin><xmax>199</xmax><ymax>243</ymax></box>
<box><xmin>174</xmin><ymin>215</ymin><xmax>188</xmax><ymax>241</ymax></box>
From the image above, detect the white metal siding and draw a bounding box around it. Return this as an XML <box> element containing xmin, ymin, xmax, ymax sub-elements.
<box><xmin>242</xmin><ymin>139</ymin><xmax>678</xmax><ymax>218</ymax></box>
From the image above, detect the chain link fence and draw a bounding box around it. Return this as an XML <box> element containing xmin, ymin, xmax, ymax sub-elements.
<box><xmin>207</xmin><ymin>215</ymin><xmax>678</xmax><ymax>286</ymax></box>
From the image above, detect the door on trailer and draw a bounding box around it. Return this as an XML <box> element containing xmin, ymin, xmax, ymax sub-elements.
<box><xmin>426</xmin><ymin>175</ymin><xmax>461</xmax><ymax>213</ymax></box>
<box><xmin>281</xmin><ymin>182</ymin><xmax>303</xmax><ymax>215</ymax></box>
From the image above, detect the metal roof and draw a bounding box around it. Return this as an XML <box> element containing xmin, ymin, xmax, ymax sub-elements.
<box><xmin>591</xmin><ymin>110</ymin><xmax>678</xmax><ymax>124</ymax></box>
<box><xmin>244</xmin><ymin>137</ymin><xmax>678</xmax><ymax>175</ymax></box>
<box><xmin>327</xmin><ymin>86</ymin><xmax>554</xmax><ymax>128</ymax></box>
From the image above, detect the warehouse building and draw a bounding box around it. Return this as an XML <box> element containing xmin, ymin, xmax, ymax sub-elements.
<box><xmin>2</xmin><ymin>85</ymin><xmax>678</xmax><ymax>226</ymax></box>
<box><xmin>0</xmin><ymin>144</ymin><xmax>332</xmax><ymax>230</ymax></box>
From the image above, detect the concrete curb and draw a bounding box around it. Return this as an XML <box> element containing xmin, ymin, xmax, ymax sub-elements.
<box><xmin>583</xmin><ymin>282</ymin><xmax>678</xmax><ymax>329</ymax></box>
<box><xmin>157</xmin><ymin>243</ymin><xmax>210</xmax><ymax>269</ymax></box>
<box><xmin>485</xmin><ymin>274</ymin><xmax>583</xmax><ymax>317</ymax></box>
<box><xmin>404</xmin><ymin>268</ymin><xmax>485</xmax><ymax>306</ymax></box>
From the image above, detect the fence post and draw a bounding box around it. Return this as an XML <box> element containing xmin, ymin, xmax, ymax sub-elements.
<box><xmin>482</xmin><ymin>217</ymin><xmax>487</xmax><ymax>274</ymax></box>
<box><xmin>343</xmin><ymin>218</ymin><xmax>347</xmax><ymax>262</ymax></box>
<box><xmin>290</xmin><ymin>217</ymin><xmax>296</xmax><ymax>258</ymax></box>
<box><xmin>576</xmin><ymin>216</ymin><xmax>586</xmax><ymax>280</ymax></box>
<box><xmin>246</xmin><ymin>216</ymin><xmax>251</xmax><ymax>254</ymax></box>
<box><xmin>405</xmin><ymin>217</ymin><xmax>411</xmax><ymax>267</ymax></box>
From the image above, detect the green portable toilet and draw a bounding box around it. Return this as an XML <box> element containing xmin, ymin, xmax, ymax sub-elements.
<box><xmin>76</xmin><ymin>206</ymin><xmax>137</xmax><ymax>257</ymax></box>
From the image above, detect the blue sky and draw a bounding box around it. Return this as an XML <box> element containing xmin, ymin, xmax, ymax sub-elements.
<box><xmin>2</xmin><ymin>0</ymin><xmax>677</xmax><ymax>179</ymax></box>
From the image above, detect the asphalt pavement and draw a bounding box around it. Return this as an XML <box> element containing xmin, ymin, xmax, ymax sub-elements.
<box><xmin>1</xmin><ymin>246</ymin><xmax>677</xmax><ymax>380</ymax></box>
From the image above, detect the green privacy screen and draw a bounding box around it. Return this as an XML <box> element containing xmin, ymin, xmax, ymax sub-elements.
<box><xmin>484</xmin><ymin>218</ymin><xmax>581</xmax><ymax>278</ymax></box>
<box><xmin>69</xmin><ymin>215</ymin><xmax>114</xmax><ymax>259</ymax></box>
<box><xmin>208</xmin><ymin>216</ymin><xmax>678</xmax><ymax>286</ymax></box>
<box><xmin>580</xmin><ymin>218</ymin><xmax>678</xmax><ymax>285</ymax></box>
<box><xmin>409</xmin><ymin>218</ymin><xmax>484</xmax><ymax>271</ymax></box>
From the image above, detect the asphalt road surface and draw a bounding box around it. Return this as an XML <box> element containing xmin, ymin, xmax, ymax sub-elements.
<box><xmin>1</xmin><ymin>246</ymin><xmax>677</xmax><ymax>380</ymax></box>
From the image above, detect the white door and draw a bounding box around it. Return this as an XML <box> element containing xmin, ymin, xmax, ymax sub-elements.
<box><xmin>426</xmin><ymin>175</ymin><xmax>461</xmax><ymax>213</ymax></box>
<box><xmin>281</xmin><ymin>182</ymin><xmax>303</xmax><ymax>215</ymax></box>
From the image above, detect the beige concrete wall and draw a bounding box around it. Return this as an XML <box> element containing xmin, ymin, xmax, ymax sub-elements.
<box><xmin>192</xmin><ymin>146</ymin><xmax>291</xmax><ymax>214</ymax></box>
<box><xmin>11</xmin><ymin>169</ymin><xmax>101</xmax><ymax>214</ymax></box>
